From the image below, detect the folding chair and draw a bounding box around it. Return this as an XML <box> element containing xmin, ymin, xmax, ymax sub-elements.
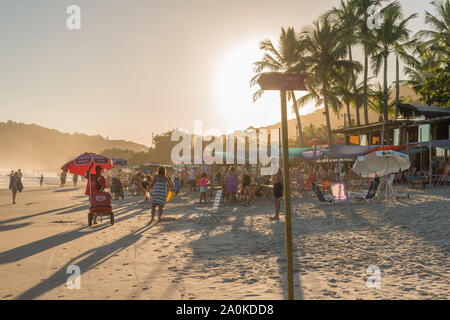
<box><xmin>196</xmin><ymin>189</ymin><xmax>222</xmax><ymax>224</ymax></box>
<box><xmin>349</xmin><ymin>177</ymin><xmax>380</xmax><ymax>202</ymax></box>
<box><xmin>312</xmin><ymin>183</ymin><xmax>332</xmax><ymax>203</ymax></box>
<box><xmin>330</xmin><ymin>182</ymin><xmax>351</xmax><ymax>207</ymax></box>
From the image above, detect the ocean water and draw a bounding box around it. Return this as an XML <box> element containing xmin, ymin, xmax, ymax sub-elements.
<box><xmin>0</xmin><ymin>169</ymin><xmax>59</xmax><ymax>189</ymax></box>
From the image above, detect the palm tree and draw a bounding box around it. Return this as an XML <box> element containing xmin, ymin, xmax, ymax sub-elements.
<box><xmin>251</xmin><ymin>27</ymin><xmax>306</xmax><ymax>145</ymax></box>
<box><xmin>353</xmin><ymin>0</ymin><xmax>387</xmax><ymax>125</ymax></box>
<box><xmin>370</xmin><ymin>1</ymin><xmax>417</xmax><ymax>121</ymax></box>
<box><xmin>369</xmin><ymin>83</ymin><xmax>397</xmax><ymax>121</ymax></box>
<box><xmin>324</xmin><ymin>0</ymin><xmax>363</xmax><ymax>125</ymax></box>
<box><xmin>298</xmin><ymin>18</ymin><xmax>361</xmax><ymax>151</ymax></box>
<box><xmin>403</xmin><ymin>45</ymin><xmax>441</xmax><ymax>95</ymax></box>
<box><xmin>416</xmin><ymin>0</ymin><xmax>450</xmax><ymax>59</ymax></box>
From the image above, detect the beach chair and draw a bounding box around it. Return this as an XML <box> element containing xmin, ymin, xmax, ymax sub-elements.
<box><xmin>349</xmin><ymin>178</ymin><xmax>380</xmax><ymax>202</ymax></box>
<box><xmin>433</xmin><ymin>165</ymin><xmax>450</xmax><ymax>187</ymax></box>
<box><xmin>330</xmin><ymin>182</ymin><xmax>351</xmax><ymax>207</ymax></box>
<box><xmin>312</xmin><ymin>183</ymin><xmax>332</xmax><ymax>203</ymax></box>
<box><xmin>196</xmin><ymin>189</ymin><xmax>222</xmax><ymax>224</ymax></box>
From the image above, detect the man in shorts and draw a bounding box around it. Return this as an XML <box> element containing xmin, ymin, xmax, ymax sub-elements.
<box><xmin>272</xmin><ymin>167</ymin><xmax>283</xmax><ymax>220</ymax></box>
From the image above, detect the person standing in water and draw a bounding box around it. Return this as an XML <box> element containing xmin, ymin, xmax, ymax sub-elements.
<box><xmin>272</xmin><ymin>167</ymin><xmax>283</xmax><ymax>220</ymax></box>
<box><xmin>148</xmin><ymin>166</ymin><xmax>174</xmax><ymax>225</ymax></box>
<box><xmin>40</xmin><ymin>174</ymin><xmax>44</xmax><ymax>187</ymax></box>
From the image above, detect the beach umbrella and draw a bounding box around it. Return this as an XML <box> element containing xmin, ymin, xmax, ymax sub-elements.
<box><xmin>61</xmin><ymin>152</ymin><xmax>114</xmax><ymax>175</ymax></box>
<box><xmin>306</xmin><ymin>137</ymin><xmax>327</xmax><ymax>146</ymax></box>
<box><xmin>352</xmin><ymin>150</ymin><xmax>410</xmax><ymax>178</ymax></box>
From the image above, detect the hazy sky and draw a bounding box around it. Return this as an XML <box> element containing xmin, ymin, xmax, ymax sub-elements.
<box><xmin>0</xmin><ymin>0</ymin><xmax>433</xmax><ymax>146</ymax></box>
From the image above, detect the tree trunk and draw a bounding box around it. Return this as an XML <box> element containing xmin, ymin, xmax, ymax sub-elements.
<box><xmin>346</xmin><ymin>102</ymin><xmax>352</xmax><ymax>127</ymax></box>
<box><xmin>363</xmin><ymin>49</ymin><xmax>369</xmax><ymax>125</ymax></box>
<box><xmin>348</xmin><ymin>45</ymin><xmax>358</xmax><ymax>127</ymax></box>
<box><xmin>290</xmin><ymin>91</ymin><xmax>303</xmax><ymax>145</ymax></box>
<box><xmin>322</xmin><ymin>80</ymin><xmax>334</xmax><ymax>153</ymax></box>
<box><xmin>383</xmin><ymin>53</ymin><xmax>389</xmax><ymax>122</ymax></box>
<box><xmin>395</xmin><ymin>55</ymin><xmax>400</xmax><ymax>119</ymax></box>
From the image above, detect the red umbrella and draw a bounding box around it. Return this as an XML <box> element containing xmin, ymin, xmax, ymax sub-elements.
<box><xmin>306</xmin><ymin>137</ymin><xmax>328</xmax><ymax>146</ymax></box>
<box><xmin>61</xmin><ymin>152</ymin><xmax>114</xmax><ymax>175</ymax></box>
<box><xmin>306</xmin><ymin>137</ymin><xmax>346</xmax><ymax>146</ymax></box>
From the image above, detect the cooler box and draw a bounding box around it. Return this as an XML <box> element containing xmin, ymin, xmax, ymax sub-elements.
<box><xmin>89</xmin><ymin>191</ymin><xmax>112</xmax><ymax>214</ymax></box>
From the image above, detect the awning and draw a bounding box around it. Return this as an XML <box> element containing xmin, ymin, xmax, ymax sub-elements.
<box><xmin>414</xmin><ymin>139</ymin><xmax>450</xmax><ymax>148</ymax></box>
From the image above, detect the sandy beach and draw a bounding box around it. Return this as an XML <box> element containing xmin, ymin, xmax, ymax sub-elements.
<box><xmin>0</xmin><ymin>183</ymin><xmax>448</xmax><ymax>300</ymax></box>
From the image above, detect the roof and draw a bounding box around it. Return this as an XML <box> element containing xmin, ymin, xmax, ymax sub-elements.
<box><xmin>398</xmin><ymin>103</ymin><xmax>450</xmax><ymax>118</ymax></box>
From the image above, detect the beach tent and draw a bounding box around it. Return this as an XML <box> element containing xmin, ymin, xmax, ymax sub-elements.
<box><xmin>367</xmin><ymin>145</ymin><xmax>407</xmax><ymax>154</ymax></box>
<box><xmin>297</xmin><ymin>144</ymin><xmax>378</xmax><ymax>160</ymax></box>
<box><xmin>111</xmin><ymin>158</ymin><xmax>128</xmax><ymax>166</ymax></box>
<box><xmin>329</xmin><ymin>145</ymin><xmax>379</xmax><ymax>158</ymax></box>
<box><xmin>297</xmin><ymin>149</ymin><xmax>329</xmax><ymax>160</ymax></box>
<box><xmin>414</xmin><ymin>139</ymin><xmax>450</xmax><ymax>148</ymax></box>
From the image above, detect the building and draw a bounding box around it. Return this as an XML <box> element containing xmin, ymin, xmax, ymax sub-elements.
<box><xmin>332</xmin><ymin>104</ymin><xmax>450</xmax><ymax>170</ymax></box>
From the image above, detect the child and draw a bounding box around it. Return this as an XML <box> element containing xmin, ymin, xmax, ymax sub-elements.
<box><xmin>199</xmin><ymin>173</ymin><xmax>209</xmax><ymax>203</ymax></box>
<box><xmin>173</xmin><ymin>175</ymin><xmax>181</xmax><ymax>194</ymax></box>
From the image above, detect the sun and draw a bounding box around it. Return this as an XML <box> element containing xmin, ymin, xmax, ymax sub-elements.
<box><xmin>215</xmin><ymin>41</ymin><xmax>283</xmax><ymax>132</ymax></box>
<box><xmin>215</xmin><ymin>41</ymin><xmax>316</xmax><ymax>133</ymax></box>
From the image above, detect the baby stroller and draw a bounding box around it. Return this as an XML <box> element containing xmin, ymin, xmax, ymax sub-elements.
<box><xmin>88</xmin><ymin>190</ymin><xmax>114</xmax><ymax>226</ymax></box>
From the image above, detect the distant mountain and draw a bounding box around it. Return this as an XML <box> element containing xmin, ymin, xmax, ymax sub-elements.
<box><xmin>0</xmin><ymin>121</ymin><xmax>148</xmax><ymax>171</ymax></box>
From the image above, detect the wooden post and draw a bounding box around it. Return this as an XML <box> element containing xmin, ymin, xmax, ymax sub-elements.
<box><xmin>280</xmin><ymin>90</ymin><xmax>294</xmax><ymax>300</ymax></box>
<box><xmin>429</xmin><ymin>133</ymin><xmax>433</xmax><ymax>187</ymax></box>
<box><xmin>407</xmin><ymin>132</ymin><xmax>411</xmax><ymax>188</ymax></box>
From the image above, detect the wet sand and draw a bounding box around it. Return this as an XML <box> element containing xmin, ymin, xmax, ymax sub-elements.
<box><xmin>0</xmin><ymin>183</ymin><xmax>448</xmax><ymax>300</ymax></box>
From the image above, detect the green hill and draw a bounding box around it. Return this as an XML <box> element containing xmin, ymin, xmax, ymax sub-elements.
<box><xmin>0</xmin><ymin>121</ymin><xmax>148</xmax><ymax>171</ymax></box>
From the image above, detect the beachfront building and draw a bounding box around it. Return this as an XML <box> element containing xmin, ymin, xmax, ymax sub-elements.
<box><xmin>332</xmin><ymin>104</ymin><xmax>450</xmax><ymax>171</ymax></box>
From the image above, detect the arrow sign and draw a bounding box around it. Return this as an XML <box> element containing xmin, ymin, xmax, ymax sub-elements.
<box><xmin>257</xmin><ymin>73</ymin><xmax>307</xmax><ymax>91</ymax></box>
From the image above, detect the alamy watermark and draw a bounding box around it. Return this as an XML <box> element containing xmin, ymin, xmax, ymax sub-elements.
<box><xmin>367</xmin><ymin>1</ymin><xmax>397</xmax><ymax>31</ymax></box>
<box><xmin>66</xmin><ymin>265</ymin><xmax>81</xmax><ymax>290</ymax></box>
<box><xmin>366</xmin><ymin>265</ymin><xmax>381</xmax><ymax>290</ymax></box>
<box><xmin>66</xmin><ymin>5</ymin><xmax>81</xmax><ymax>30</ymax></box>
<box><xmin>171</xmin><ymin>121</ymin><xmax>280</xmax><ymax>175</ymax></box>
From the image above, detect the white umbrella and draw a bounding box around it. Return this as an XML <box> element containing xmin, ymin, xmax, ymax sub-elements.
<box><xmin>352</xmin><ymin>150</ymin><xmax>410</xmax><ymax>199</ymax></box>
<box><xmin>352</xmin><ymin>150</ymin><xmax>410</xmax><ymax>178</ymax></box>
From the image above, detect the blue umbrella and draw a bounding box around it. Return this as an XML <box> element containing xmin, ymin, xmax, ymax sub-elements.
<box><xmin>111</xmin><ymin>158</ymin><xmax>128</xmax><ymax>166</ymax></box>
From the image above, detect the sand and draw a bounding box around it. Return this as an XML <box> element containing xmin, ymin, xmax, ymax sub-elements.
<box><xmin>0</xmin><ymin>182</ymin><xmax>448</xmax><ymax>300</ymax></box>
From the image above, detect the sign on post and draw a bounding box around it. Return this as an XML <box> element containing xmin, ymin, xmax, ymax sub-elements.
<box><xmin>257</xmin><ymin>72</ymin><xmax>307</xmax><ymax>300</ymax></box>
<box><xmin>257</xmin><ymin>73</ymin><xmax>307</xmax><ymax>91</ymax></box>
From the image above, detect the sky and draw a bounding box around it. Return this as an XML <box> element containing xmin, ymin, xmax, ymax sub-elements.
<box><xmin>0</xmin><ymin>0</ymin><xmax>434</xmax><ymax>146</ymax></box>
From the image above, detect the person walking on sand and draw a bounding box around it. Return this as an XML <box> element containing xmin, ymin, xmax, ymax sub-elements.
<box><xmin>85</xmin><ymin>164</ymin><xmax>107</xmax><ymax>224</ymax></box>
<box><xmin>60</xmin><ymin>170</ymin><xmax>67</xmax><ymax>188</ymax></box>
<box><xmin>9</xmin><ymin>172</ymin><xmax>23</xmax><ymax>204</ymax></box>
<box><xmin>199</xmin><ymin>173</ymin><xmax>209</xmax><ymax>203</ymax></box>
<box><xmin>272</xmin><ymin>167</ymin><xmax>283</xmax><ymax>220</ymax></box>
<box><xmin>224</xmin><ymin>166</ymin><xmax>238</xmax><ymax>204</ymax></box>
<box><xmin>148</xmin><ymin>166</ymin><xmax>174</xmax><ymax>225</ymax></box>
<box><xmin>189</xmin><ymin>167</ymin><xmax>196</xmax><ymax>192</ymax></box>
<box><xmin>242</xmin><ymin>165</ymin><xmax>251</xmax><ymax>206</ymax></box>
<box><xmin>40</xmin><ymin>174</ymin><xmax>44</xmax><ymax>187</ymax></box>
<box><xmin>18</xmin><ymin>169</ymin><xmax>23</xmax><ymax>179</ymax></box>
